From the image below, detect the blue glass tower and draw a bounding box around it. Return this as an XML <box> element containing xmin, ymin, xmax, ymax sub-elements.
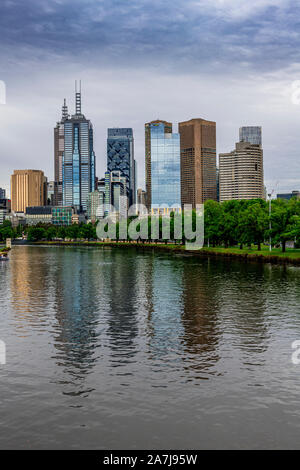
<box><xmin>62</xmin><ymin>82</ymin><xmax>96</xmax><ymax>212</ymax></box>
<box><xmin>149</xmin><ymin>122</ymin><xmax>181</xmax><ymax>210</ymax></box>
<box><xmin>239</xmin><ymin>126</ymin><xmax>262</xmax><ymax>146</ymax></box>
<box><xmin>107</xmin><ymin>128</ymin><xmax>136</xmax><ymax>205</ymax></box>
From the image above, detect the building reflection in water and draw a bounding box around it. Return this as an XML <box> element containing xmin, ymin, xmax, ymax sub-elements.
<box><xmin>101</xmin><ymin>249</ymin><xmax>139</xmax><ymax>367</ymax></box>
<box><xmin>51</xmin><ymin>248</ymin><xmax>103</xmax><ymax>379</ymax></box>
<box><xmin>180</xmin><ymin>257</ymin><xmax>221</xmax><ymax>374</ymax></box>
<box><xmin>9</xmin><ymin>246</ymin><xmax>53</xmax><ymax>331</ymax></box>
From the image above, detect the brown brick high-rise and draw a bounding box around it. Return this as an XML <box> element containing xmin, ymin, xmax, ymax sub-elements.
<box><xmin>179</xmin><ymin>118</ymin><xmax>217</xmax><ymax>207</ymax></box>
<box><xmin>11</xmin><ymin>170</ymin><xmax>46</xmax><ymax>213</ymax></box>
<box><xmin>145</xmin><ymin>119</ymin><xmax>172</xmax><ymax>210</ymax></box>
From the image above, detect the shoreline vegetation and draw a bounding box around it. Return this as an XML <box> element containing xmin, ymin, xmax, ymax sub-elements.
<box><xmin>2</xmin><ymin>197</ymin><xmax>300</xmax><ymax>265</ymax></box>
<box><xmin>29</xmin><ymin>240</ymin><xmax>300</xmax><ymax>266</ymax></box>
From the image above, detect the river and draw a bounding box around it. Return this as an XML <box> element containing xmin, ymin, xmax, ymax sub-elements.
<box><xmin>0</xmin><ymin>245</ymin><xmax>300</xmax><ymax>449</ymax></box>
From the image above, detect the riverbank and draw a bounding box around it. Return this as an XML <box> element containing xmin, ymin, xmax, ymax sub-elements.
<box><xmin>26</xmin><ymin>240</ymin><xmax>300</xmax><ymax>266</ymax></box>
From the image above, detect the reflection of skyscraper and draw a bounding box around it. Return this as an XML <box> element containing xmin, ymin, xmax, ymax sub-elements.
<box><xmin>145</xmin><ymin>120</ymin><xmax>181</xmax><ymax>212</ymax></box>
<box><xmin>179</xmin><ymin>118</ymin><xmax>217</xmax><ymax>207</ymax></box>
<box><xmin>102</xmin><ymin>250</ymin><xmax>139</xmax><ymax>363</ymax></box>
<box><xmin>57</xmin><ymin>82</ymin><xmax>96</xmax><ymax>212</ymax></box>
<box><xmin>107</xmin><ymin>128</ymin><xmax>136</xmax><ymax>205</ymax></box>
<box><xmin>180</xmin><ymin>259</ymin><xmax>220</xmax><ymax>366</ymax></box>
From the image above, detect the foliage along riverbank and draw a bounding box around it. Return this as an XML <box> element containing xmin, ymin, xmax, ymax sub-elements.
<box><xmin>30</xmin><ymin>240</ymin><xmax>300</xmax><ymax>266</ymax></box>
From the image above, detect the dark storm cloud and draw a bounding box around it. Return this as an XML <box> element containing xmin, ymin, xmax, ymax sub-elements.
<box><xmin>1</xmin><ymin>0</ymin><xmax>299</xmax><ymax>72</ymax></box>
<box><xmin>0</xmin><ymin>0</ymin><xmax>300</xmax><ymax>194</ymax></box>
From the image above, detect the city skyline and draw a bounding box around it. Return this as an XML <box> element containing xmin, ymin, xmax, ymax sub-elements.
<box><xmin>0</xmin><ymin>1</ymin><xmax>300</xmax><ymax>196</ymax></box>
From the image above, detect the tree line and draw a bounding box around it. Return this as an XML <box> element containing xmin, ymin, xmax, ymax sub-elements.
<box><xmin>0</xmin><ymin>197</ymin><xmax>299</xmax><ymax>252</ymax></box>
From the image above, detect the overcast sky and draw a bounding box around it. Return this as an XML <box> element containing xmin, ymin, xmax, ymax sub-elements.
<box><xmin>1</xmin><ymin>0</ymin><xmax>300</xmax><ymax>196</ymax></box>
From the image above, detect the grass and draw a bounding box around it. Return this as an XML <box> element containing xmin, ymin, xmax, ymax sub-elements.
<box><xmin>201</xmin><ymin>245</ymin><xmax>300</xmax><ymax>259</ymax></box>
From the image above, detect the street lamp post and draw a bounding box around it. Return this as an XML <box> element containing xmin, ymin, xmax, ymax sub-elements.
<box><xmin>268</xmin><ymin>193</ymin><xmax>272</xmax><ymax>252</ymax></box>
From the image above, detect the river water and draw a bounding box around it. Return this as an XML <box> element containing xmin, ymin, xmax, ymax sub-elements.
<box><xmin>0</xmin><ymin>245</ymin><xmax>300</xmax><ymax>449</ymax></box>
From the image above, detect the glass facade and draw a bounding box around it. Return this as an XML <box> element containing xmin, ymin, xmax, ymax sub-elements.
<box><xmin>0</xmin><ymin>188</ymin><xmax>6</xmax><ymax>199</ymax></box>
<box><xmin>52</xmin><ymin>207</ymin><xmax>73</xmax><ymax>226</ymax></box>
<box><xmin>61</xmin><ymin>90</ymin><xmax>96</xmax><ymax>213</ymax></box>
<box><xmin>150</xmin><ymin>122</ymin><xmax>181</xmax><ymax>210</ymax></box>
<box><xmin>239</xmin><ymin>126</ymin><xmax>262</xmax><ymax>146</ymax></box>
<box><xmin>107</xmin><ymin>128</ymin><xmax>135</xmax><ymax>205</ymax></box>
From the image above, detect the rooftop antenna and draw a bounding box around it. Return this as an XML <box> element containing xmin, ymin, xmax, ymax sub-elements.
<box><xmin>62</xmin><ymin>98</ymin><xmax>68</xmax><ymax>121</ymax></box>
<box><xmin>75</xmin><ymin>80</ymin><xmax>82</xmax><ymax>115</ymax></box>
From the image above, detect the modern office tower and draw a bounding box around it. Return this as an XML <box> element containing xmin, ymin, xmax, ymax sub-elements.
<box><xmin>179</xmin><ymin>118</ymin><xmax>217</xmax><ymax>207</ymax></box>
<box><xmin>104</xmin><ymin>170</ymin><xmax>127</xmax><ymax>217</ymax></box>
<box><xmin>0</xmin><ymin>188</ymin><xmax>6</xmax><ymax>199</ymax></box>
<box><xmin>239</xmin><ymin>126</ymin><xmax>262</xmax><ymax>146</ymax></box>
<box><xmin>277</xmin><ymin>190</ymin><xmax>300</xmax><ymax>200</ymax></box>
<box><xmin>54</xmin><ymin>99</ymin><xmax>69</xmax><ymax>206</ymax></box>
<box><xmin>10</xmin><ymin>170</ymin><xmax>46</xmax><ymax>213</ymax></box>
<box><xmin>219</xmin><ymin>141</ymin><xmax>264</xmax><ymax>202</ymax></box>
<box><xmin>107</xmin><ymin>128</ymin><xmax>136</xmax><ymax>205</ymax></box>
<box><xmin>87</xmin><ymin>191</ymin><xmax>103</xmax><ymax>221</ymax></box>
<box><xmin>57</xmin><ymin>82</ymin><xmax>96</xmax><ymax>212</ymax></box>
<box><xmin>145</xmin><ymin>120</ymin><xmax>181</xmax><ymax>212</ymax></box>
<box><xmin>145</xmin><ymin>120</ymin><xmax>172</xmax><ymax>210</ymax></box>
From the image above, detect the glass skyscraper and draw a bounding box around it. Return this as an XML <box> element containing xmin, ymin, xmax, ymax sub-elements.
<box><xmin>149</xmin><ymin>121</ymin><xmax>181</xmax><ymax>211</ymax></box>
<box><xmin>239</xmin><ymin>126</ymin><xmax>262</xmax><ymax>146</ymax></box>
<box><xmin>56</xmin><ymin>82</ymin><xmax>96</xmax><ymax>212</ymax></box>
<box><xmin>107</xmin><ymin>128</ymin><xmax>136</xmax><ymax>205</ymax></box>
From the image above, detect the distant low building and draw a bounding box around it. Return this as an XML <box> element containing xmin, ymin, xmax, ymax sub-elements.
<box><xmin>52</xmin><ymin>206</ymin><xmax>74</xmax><ymax>226</ymax></box>
<box><xmin>25</xmin><ymin>206</ymin><xmax>52</xmax><ymax>225</ymax></box>
<box><xmin>277</xmin><ymin>191</ymin><xmax>300</xmax><ymax>201</ymax></box>
<box><xmin>6</xmin><ymin>212</ymin><xmax>26</xmax><ymax>228</ymax></box>
<box><xmin>25</xmin><ymin>206</ymin><xmax>75</xmax><ymax>226</ymax></box>
<box><xmin>0</xmin><ymin>198</ymin><xmax>10</xmax><ymax>224</ymax></box>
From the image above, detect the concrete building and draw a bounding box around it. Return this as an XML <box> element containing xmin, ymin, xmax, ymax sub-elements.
<box><xmin>0</xmin><ymin>188</ymin><xmax>6</xmax><ymax>199</ymax></box>
<box><xmin>25</xmin><ymin>206</ymin><xmax>75</xmax><ymax>226</ymax></box>
<box><xmin>25</xmin><ymin>206</ymin><xmax>53</xmax><ymax>225</ymax></box>
<box><xmin>11</xmin><ymin>169</ymin><xmax>46</xmax><ymax>213</ymax></box>
<box><xmin>47</xmin><ymin>181</ymin><xmax>58</xmax><ymax>206</ymax></box>
<box><xmin>137</xmin><ymin>189</ymin><xmax>146</xmax><ymax>206</ymax></box>
<box><xmin>87</xmin><ymin>191</ymin><xmax>103</xmax><ymax>222</ymax></box>
<box><xmin>0</xmin><ymin>198</ymin><xmax>10</xmax><ymax>224</ymax></box>
<box><xmin>219</xmin><ymin>141</ymin><xmax>264</xmax><ymax>202</ymax></box>
<box><xmin>104</xmin><ymin>170</ymin><xmax>127</xmax><ymax>217</ymax></box>
<box><xmin>179</xmin><ymin>118</ymin><xmax>217</xmax><ymax>207</ymax></box>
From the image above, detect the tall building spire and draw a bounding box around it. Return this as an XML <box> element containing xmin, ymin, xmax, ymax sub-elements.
<box><xmin>62</xmin><ymin>98</ymin><xmax>68</xmax><ymax>121</ymax></box>
<box><xmin>75</xmin><ymin>80</ymin><xmax>82</xmax><ymax>115</ymax></box>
